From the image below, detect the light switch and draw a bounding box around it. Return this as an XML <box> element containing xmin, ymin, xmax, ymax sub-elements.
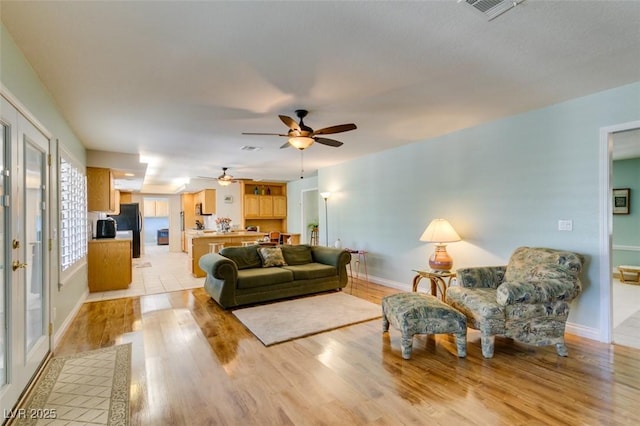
<box><xmin>558</xmin><ymin>220</ymin><xmax>573</xmax><ymax>231</ymax></box>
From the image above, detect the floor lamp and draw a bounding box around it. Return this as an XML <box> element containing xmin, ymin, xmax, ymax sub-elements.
<box><xmin>321</xmin><ymin>192</ymin><xmax>331</xmax><ymax>246</ymax></box>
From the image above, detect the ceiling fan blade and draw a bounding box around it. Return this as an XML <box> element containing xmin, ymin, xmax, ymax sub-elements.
<box><xmin>279</xmin><ymin>115</ymin><xmax>301</xmax><ymax>131</ymax></box>
<box><xmin>313</xmin><ymin>123</ymin><xmax>357</xmax><ymax>136</ymax></box>
<box><xmin>314</xmin><ymin>137</ymin><xmax>343</xmax><ymax>148</ymax></box>
<box><xmin>280</xmin><ymin>141</ymin><xmax>292</xmax><ymax>149</ymax></box>
<box><xmin>242</xmin><ymin>132</ymin><xmax>288</xmax><ymax>136</ymax></box>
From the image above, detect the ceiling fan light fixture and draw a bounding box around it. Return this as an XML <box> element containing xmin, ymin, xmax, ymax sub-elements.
<box><xmin>217</xmin><ymin>178</ymin><xmax>232</xmax><ymax>186</ymax></box>
<box><xmin>289</xmin><ymin>136</ymin><xmax>314</xmax><ymax>150</ymax></box>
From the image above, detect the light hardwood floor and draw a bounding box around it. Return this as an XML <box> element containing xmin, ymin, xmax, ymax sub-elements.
<box><xmin>55</xmin><ymin>249</ymin><xmax>640</xmax><ymax>425</ymax></box>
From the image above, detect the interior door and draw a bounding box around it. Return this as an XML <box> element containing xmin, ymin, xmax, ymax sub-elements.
<box><xmin>0</xmin><ymin>96</ymin><xmax>50</xmax><ymax>414</ymax></box>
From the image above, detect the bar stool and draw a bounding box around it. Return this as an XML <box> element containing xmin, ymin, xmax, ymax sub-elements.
<box><xmin>347</xmin><ymin>249</ymin><xmax>368</xmax><ymax>294</ymax></box>
<box><xmin>209</xmin><ymin>243</ymin><xmax>225</xmax><ymax>253</ymax></box>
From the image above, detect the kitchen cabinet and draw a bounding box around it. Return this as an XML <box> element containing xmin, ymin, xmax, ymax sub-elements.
<box><xmin>87</xmin><ymin>167</ymin><xmax>119</xmax><ymax>213</ymax></box>
<box><xmin>88</xmin><ymin>238</ymin><xmax>132</xmax><ymax>291</ymax></box>
<box><xmin>243</xmin><ymin>194</ymin><xmax>286</xmax><ymax>218</ymax></box>
<box><xmin>196</xmin><ymin>189</ymin><xmax>216</xmax><ymax>215</ymax></box>
<box><xmin>144</xmin><ymin>199</ymin><xmax>169</xmax><ymax>217</ymax></box>
<box><xmin>241</xmin><ymin>181</ymin><xmax>288</xmax><ymax>232</ymax></box>
<box><xmin>272</xmin><ymin>195</ymin><xmax>287</xmax><ymax>218</ymax></box>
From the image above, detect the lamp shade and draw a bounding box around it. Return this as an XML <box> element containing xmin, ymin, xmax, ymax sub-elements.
<box><xmin>289</xmin><ymin>136</ymin><xmax>314</xmax><ymax>150</ymax></box>
<box><xmin>320</xmin><ymin>192</ymin><xmax>331</xmax><ymax>200</ymax></box>
<box><xmin>419</xmin><ymin>219</ymin><xmax>461</xmax><ymax>243</ymax></box>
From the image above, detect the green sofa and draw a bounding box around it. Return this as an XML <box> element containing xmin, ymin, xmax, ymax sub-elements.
<box><xmin>199</xmin><ymin>244</ymin><xmax>352</xmax><ymax>309</ymax></box>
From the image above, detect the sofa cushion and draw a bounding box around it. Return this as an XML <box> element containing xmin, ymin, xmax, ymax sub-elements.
<box><xmin>219</xmin><ymin>246</ymin><xmax>262</xmax><ymax>270</ymax></box>
<box><xmin>280</xmin><ymin>245</ymin><xmax>313</xmax><ymax>265</ymax></box>
<box><xmin>258</xmin><ymin>247</ymin><xmax>288</xmax><ymax>267</ymax></box>
<box><xmin>282</xmin><ymin>263</ymin><xmax>337</xmax><ymax>280</ymax></box>
<box><xmin>236</xmin><ymin>268</ymin><xmax>294</xmax><ymax>289</ymax></box>
<box><xmin>446</xmin><ymin>287</ymin><xmax>504</xmax><ymax>320</ymax></box>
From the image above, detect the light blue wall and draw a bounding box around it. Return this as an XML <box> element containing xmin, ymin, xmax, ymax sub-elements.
<box><xmin>612</xmin><ymin>157</ymin><xmax>640</xmax><ymax>267</ymax></box>
<box><xmin>314</xmin><ymin>82</ymin><xmax>640</xmax><ymax>332</ymax></box>
<box><xmin>1</xmin><ymin>23</ymin><xmax>88</xmax><ymax>336</ymax></box>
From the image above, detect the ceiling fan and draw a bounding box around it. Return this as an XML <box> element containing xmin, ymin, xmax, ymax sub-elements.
<box><xmin>242</xmin><ymin>109</ymin><xmax>357</xmax><ymax>150</ymax></box>
<box><xmin>199</xmin><ymin>167</ymin><xmax>245</xmax><ymax>186</ymax></box>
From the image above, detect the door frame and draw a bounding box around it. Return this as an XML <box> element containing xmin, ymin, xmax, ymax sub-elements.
<box><xmin>598</xmin><ymin>119</ymin><xmax>640</xmax><ymax>343</ymax></box>
<box><xmin>300</xmin><ymin>188</ymin><xmax>318</xmax><ymax>244</ymax></box>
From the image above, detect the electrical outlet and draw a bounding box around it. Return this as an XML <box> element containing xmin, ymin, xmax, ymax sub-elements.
<box><xmin>558</xmin><ymin>220</ymin><xmax>573</xmax><ymax>231</ymax></box>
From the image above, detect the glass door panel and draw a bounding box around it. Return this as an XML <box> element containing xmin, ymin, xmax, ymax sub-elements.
<box><xmin>24</xmin><ymin>141</ymin><xmax>45</xmax><ymax>352</ymax></box>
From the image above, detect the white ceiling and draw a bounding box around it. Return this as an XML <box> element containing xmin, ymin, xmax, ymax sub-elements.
<box><xmin>2</xmin><ymin>1</ymin><xmax>640</xmax><ymax>193</ymax></box>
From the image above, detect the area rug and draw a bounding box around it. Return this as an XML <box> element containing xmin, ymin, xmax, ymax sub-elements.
<box><xmin>15</xmin><ymin>344</ymin><xmax>131</xmax><ymax>426</ymax></box>
<box><xmin>233</xmin><ymin>292</ymin><xmax>382</xmax><ymax>346</ymax></box>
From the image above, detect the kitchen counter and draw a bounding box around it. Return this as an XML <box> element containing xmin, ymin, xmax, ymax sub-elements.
<box><xmin>88</xmin><ymin>238</ymin><xmax>132</xmax><ymax>291</ymax></box>
<box><xmin>185</xmin><ymin>231</ymin><xmax>301</xmax><ymax>277</ymax></box>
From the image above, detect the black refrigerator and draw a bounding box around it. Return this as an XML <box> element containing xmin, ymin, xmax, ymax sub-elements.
<box><xmin>108</xmin><ymin>203</ymin><xmax>142</xmax><ymax>258</ymax></box>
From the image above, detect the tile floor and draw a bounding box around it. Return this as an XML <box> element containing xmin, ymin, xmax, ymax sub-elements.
<box><xmin>85</xmin><ymin>245</ymin><xmax>204</xmax><ymax>302</ymax></box>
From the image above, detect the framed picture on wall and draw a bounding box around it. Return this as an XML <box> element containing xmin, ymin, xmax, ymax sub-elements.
<box><xmin>613</xmin><ymin>188</ymin><xmax>630</xmax><ymax>215</ymax></box>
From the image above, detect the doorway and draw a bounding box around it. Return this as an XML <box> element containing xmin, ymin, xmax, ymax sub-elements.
<box><xmin>300</xmin><ymin>189</ymin><xmax>319</xmax><ymax>244</ymax></box>
<box><xmin>599</xmin><ymin>120</ymin><xmax>640</xmax><ymax>347</ymax></box>
<box><xmin>1</xmin><ymin>95</ymin><xmax>51</xmax><ymax>413</ymax></box>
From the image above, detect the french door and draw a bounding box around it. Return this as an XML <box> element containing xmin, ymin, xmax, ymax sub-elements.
<box><xmin>0</xmin><ymin>95</ymin><xmax>50</xmax><ymax>414</ymax></box>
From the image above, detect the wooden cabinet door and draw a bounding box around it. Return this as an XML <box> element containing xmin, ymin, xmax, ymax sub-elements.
<box><xmin>155</xmin><ymin>200</ymin><xmax>169</xmax><ymax>216</ymax></box>
<box><xmin>202</xmin><ymin>189</ymin><xmax>216</xmax><ymax>214</ymax></box>
<box><xmin>143</xmin><ymin>199</ymin><xmax>157</xmax><ymax>217</ymax></box>
<box><xmin>244</xmin><ymin>194</ymin><xmax>260</xmax><ymax>217</ymax></box>
<box><xmin>272</xmin><ymin>195</ymin><xmax>287</xmax><ymax>218</ymax></box>
<box><xmin>87</xmin><ymin>167</ymin><xmax>115</xmax><ymax>212</ymax></box>
<box><xmin>259</xmin><ymin>196</ymin><xmax>273</xmax><ymax>217</ymax></box>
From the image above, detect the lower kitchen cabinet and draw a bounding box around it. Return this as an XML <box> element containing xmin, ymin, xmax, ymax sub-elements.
<box><xmin>88</xmin><ymin>239</ymin><xmax>132</xmax><ymax>291</ymax></box>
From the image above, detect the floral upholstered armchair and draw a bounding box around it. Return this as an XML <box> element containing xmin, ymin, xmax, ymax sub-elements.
<box><xmin>446</xmin><ymin>247</ymin><xmax>584</xmax><ymax>358</ymax></box>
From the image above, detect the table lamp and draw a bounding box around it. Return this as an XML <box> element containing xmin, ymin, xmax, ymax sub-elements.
<box><xmin>420</xmin><ymin>219</ymin><xmax>461</xmax><ymax>271</ymax></box>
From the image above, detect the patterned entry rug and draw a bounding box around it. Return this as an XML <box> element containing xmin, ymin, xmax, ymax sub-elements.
<box><xmin>233</xmin><ymin>292</ymin><xmax>382</xmax><ymax>346</ymax></box>
<box><xmin>15</xmin><ymin>344</ymin><xmax>131</xmax><ymax>426</ymax></box>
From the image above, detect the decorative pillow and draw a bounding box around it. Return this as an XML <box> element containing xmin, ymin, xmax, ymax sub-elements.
<box><xmin>280</xmin><ymin>245</ymin><xmax>313</xmax><ymax>265</ymax></box>
<box><xmin>258</xmin><ymin>247</ymin><xmax>288</xmax><ymax>268</ymax></box>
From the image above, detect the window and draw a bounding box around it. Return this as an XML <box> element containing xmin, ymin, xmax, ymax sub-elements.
<box><xmin>59</xmin><ymin>154</ymin><xmax>87</xmax><ymax>271</ymax></box>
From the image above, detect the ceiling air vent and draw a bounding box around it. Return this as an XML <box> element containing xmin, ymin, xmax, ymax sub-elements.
<box><xmin>463</xmin><ymin>0</ymin><xmax>524</xmax><ymax>21</ymax></box>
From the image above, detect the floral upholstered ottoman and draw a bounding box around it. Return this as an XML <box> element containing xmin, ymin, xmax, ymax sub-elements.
<box><xmin>382</xmin><ymin>292</ymin><xmax>467</xmax><ymax>359</ymax></box>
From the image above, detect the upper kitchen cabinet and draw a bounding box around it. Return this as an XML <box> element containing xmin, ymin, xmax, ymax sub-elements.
<box><xmin>195</xmin><ymin>189</ymin><xmax>216</xmax><ymax>215</ymax></box>
<box><xmin>143</xmin><ymin>199</ymin><xmax>169</xmax><ymax>217</ymax></box>
<box><xmin>241</xmin><ymin>181</ymin><xmax>288</xmax><ymax>231</ymax></box>
<box><xmin>87</xmin><ymin>167</ymin><xmax>119</xmax><ymax>213</ymax></box>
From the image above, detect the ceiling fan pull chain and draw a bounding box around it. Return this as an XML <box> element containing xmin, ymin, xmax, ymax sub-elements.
<box><xmin>300</xmin><ymin>150</ymin><xmax>304</xmax><ymax>179</ymax></box>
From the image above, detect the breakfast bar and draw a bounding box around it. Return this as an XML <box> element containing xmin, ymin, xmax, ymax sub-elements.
<box><xmin>186</xmin><ymin>230</ymin><xmax>301</xmax><ymax>277</ymax></box>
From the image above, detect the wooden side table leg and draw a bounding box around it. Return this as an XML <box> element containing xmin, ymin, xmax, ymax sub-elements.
<box><xmin>429</xmin><ymin>278</ymin><xmax>437</xmax><ymax>298</ymax></box>
<box><xmin>412</xmin><ymin>275</ymin><xmax>422</xmax><ymax>292</ymax></box>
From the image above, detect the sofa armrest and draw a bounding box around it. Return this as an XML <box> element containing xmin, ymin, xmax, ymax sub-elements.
<box><xmin>311</xmin><ymin>247</ymin><xmax>352</xmax><ymax>286</ymax></box>
<box><xmin>456</xmin><ymin>266</ymin><xmax>506</xmax><ymax>289</ymax></box>
<box><xmin>311</xmin><ymin>246</ymin><xmax>351</xmax><ymax>268</ymax></box>
<box><xmin>199</xmin><ymin>253</ymin><xmax>238</xmax><ymax>283</ymax></box>
<box><xmin>496</xmin><ymin>278</ymin><xmax>582</xmax><ymax>305</ymax></box>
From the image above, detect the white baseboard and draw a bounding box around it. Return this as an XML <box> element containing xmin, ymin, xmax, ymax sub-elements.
<box><xmin>566</xmin><ymin>322</ymin><xmax>604</xmax><ymax>343</ymax></box>
<box><xmin>53</xmin><ymin>287</ymin><xmax>89</xmax><ymax>351</ymax></box>
<box><xmin>362</xmin><ymin>274</ymin><xmax>412</xmax><ymax>292</ymax></box>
